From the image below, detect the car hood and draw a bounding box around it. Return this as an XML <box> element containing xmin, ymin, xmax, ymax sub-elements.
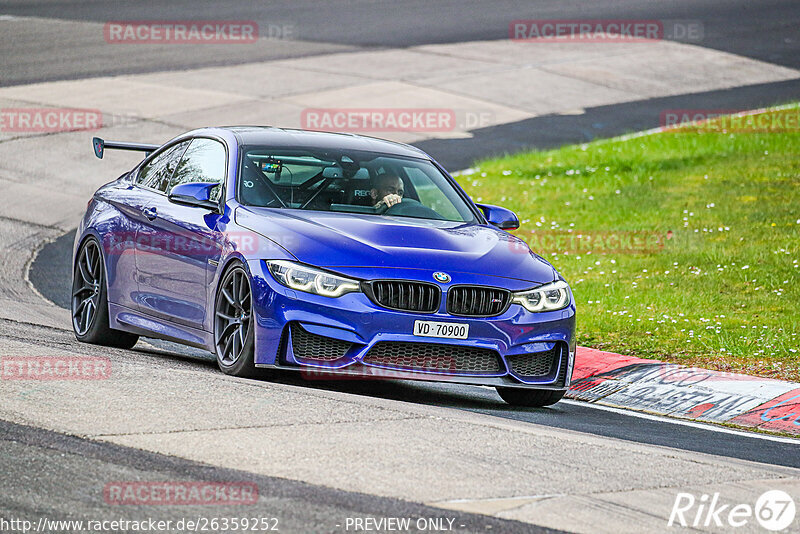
<box><xmin>235</xmin><ymin>206</ymin><xmax>556</xmax><ymax>284</ymax></box>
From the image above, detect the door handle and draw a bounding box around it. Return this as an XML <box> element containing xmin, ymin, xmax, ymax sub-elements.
<box><xmin>142</xmin><ymin>207</ymin><xmax>157</xmax><ymax>220</ymax></box>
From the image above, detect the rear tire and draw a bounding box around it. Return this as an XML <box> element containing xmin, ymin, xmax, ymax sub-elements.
<box><xmin>71</xmin><ymin>237</ymin><xmax>139</xmax><ymax>349</ymax></box>
<box><xmin>496</xmin><ymin>387</ymin><xmax>565</xmax><ymax>407</ymax></box>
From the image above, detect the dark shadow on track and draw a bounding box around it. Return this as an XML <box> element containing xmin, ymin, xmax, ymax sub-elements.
<box><xmin>0</xmin><ymin>419</ymin><xmax>560</xmax><ymax>534</ymax></box>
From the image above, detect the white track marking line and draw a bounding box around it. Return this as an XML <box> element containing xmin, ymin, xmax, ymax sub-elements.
<box><xmin>438</xmin><ymin>493</ymin><xmax>566</xmax><ymax>504</ymax></box>
<box><xmin>562</xmin><ymin>399</ymin><xmax>800</xmax><ymax>444</ymax></box>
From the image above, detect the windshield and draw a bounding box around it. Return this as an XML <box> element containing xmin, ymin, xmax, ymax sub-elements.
<box><xmin>237</xmin><ymin>147</ymin><xmax>476</xmax><ymax>223</ymax></box>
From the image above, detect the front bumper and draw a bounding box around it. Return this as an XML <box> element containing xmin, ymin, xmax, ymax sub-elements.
<box><xmin>248</xmin><ymin>260</ymin><xmax>576</xmax><ymax>389</ymax></box>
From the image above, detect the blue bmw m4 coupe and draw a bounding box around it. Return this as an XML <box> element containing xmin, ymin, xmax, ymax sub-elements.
<box><xmin>73</xmin><ymin>127</ymin><xmax>576</xmax><ymax>406</ymax></box>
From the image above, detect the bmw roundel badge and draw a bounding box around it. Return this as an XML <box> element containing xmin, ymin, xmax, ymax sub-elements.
<box><xmin>433</xmin><ymin>272</ymin><xmax>451</xmax><ymax>283</ymax></box>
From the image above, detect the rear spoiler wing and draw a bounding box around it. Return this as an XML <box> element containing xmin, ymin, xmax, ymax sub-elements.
<box><xmin>93</xmin><ymin>137</ymin><xmax>159</xmax><ymax>159</ymax></box>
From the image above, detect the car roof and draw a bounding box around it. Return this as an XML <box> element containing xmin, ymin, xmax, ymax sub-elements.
<box><xmin>188</xmin><ymin>126</ymin><xmax>431</xmax><ymax>160</ymax></box>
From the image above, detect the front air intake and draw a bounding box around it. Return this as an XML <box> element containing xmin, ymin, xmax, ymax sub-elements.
<box><xmin>506</xmin><ymin>344</ymin><xmax>565</xmax><ymax>380</ymax></box>
<box><xmin>363</xmin><ymin>341</ymin><xmax>503</xmax><ymax>375</ymax></box>
<box><xmin>290</xmin><ymin>323</ymin><xmax>352</xmax><ymax>362</ymax></box>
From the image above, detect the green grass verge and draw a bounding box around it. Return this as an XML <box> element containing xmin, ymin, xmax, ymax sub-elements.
<box><xmin>456</xmin><ymin>104</ymin><xmax>800</xmax><ymax>381</ymax></box>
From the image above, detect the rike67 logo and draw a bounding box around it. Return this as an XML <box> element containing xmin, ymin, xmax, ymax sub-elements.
<box><xmin>669</xmin><ymin>490</ymin><xmax>796</xmax><ymax>531</ymax></box>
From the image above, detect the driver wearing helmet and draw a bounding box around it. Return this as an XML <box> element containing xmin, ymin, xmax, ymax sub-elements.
<box><xmin>371</xmin><ymin>172</ymin><xmax>404</xmax><ymax>210</ymax></box>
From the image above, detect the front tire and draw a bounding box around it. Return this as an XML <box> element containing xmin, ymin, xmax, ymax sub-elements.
<box><xmin>214</xmin><ymin>263</ymin><xmax>257</xmax><ymax>378</ymax></box>
<box><xmin>71</xmin><ymin>237</ymin><xmax>139</xmax><ymax>349</ymax></box>
<box><xmin>496</xmin><ymin>387</ymin><xmax>565</xmax><ymax>407</ymax></box>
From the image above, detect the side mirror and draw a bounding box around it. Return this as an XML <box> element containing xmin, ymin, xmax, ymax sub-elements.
<box><xmin>93</xmin><ymin>137</ymin><xmax>104</xmax><ymax>159</ymax></box>
<box><xmin>168</xmin><ymin>182</ymin><xmax>220</xmax><ymax>211</ymax></box>
<box><xmin>476</xmin><ymin>203</ymin><xmax>519</xmax><ymax>230</ymax></box>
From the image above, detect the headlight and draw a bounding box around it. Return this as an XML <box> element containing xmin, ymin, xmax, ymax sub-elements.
<box><xmin>512</xmin><ymin>280</ymin><xmax>570</xmax><ymax>312</ymax></box>
<box><xmin>266</xmin><ymin>260</ymin><xmax>360</xmax><ymax>298</ymax></box>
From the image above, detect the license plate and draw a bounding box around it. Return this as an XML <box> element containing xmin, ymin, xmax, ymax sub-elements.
<box><xmin>413</xmin><ymin>320</ymin><xmax>469</xmax><ymax>339</ymax></box>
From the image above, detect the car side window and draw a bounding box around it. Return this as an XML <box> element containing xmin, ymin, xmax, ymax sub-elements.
<box><xmin>168</xmin><ymin>138</ymin><xmax>226</xmax><ymax>201</ymax></box>
<box><xmin>404</xmin><ymin>166</ymin><xmax>462</xmax><ymax>221</ymax></box>
<box><xmin>137</xmin><ymin>141</ymin><xmax>190</xmax><ymax>193</ymax></box>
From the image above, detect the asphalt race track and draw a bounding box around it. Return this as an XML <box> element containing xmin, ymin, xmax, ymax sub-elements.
<box><xmin>3</xmin><ymin>2</ymin><xmax>800</xmax><ymax>532</ymax></box>
<box><xmin>2</xmin><ymin>0</ymin><xmax>799</xmax><ymax>85</ymax></box>
<box><xmin>0</xmin><ymin>420</ymin><xmax>553</xmax><ymax>534</ymax></box>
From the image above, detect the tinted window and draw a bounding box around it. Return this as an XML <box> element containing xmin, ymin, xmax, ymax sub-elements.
<box><xmin>405</xmin><ymin>166</ymin><xmax>463</xmax><ymax>221</ymax></box>
<box><xmin>238</xmin><ymin>147</ymin><xmax>475</xmax><ymax>223</ymax></box>
<box><xmin>137</xmin><ymin>141</ymin><xmax>190</xmax><ymax>193</ymax></box>
<box><xmin>169</xmin><ymin>138</ymin><xmax>226</xmax><ymax>201</ymax></box>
